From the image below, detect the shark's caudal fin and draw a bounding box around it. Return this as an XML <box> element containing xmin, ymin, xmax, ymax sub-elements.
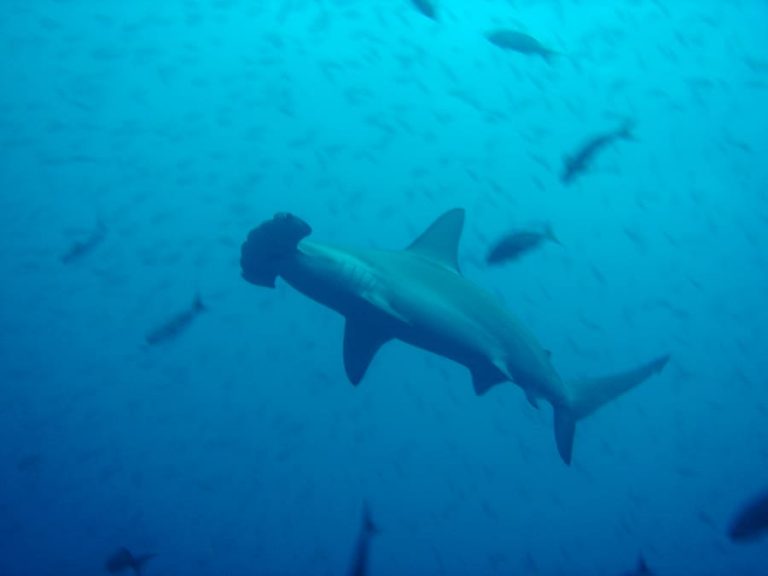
<box><xmin>617</xmin><ymin>119</ymin><xmax>636</xmax><ymax>141</ymax></box>
<box><xmin>105</xmin><ymin>548</ymin><xmax>156</xmax><ymax>576</ymax></box>
<box><xmin>241</xmin><ymin>213</ymin><xmax>312</xmax><ymax>288</ymax></box>
<box><xmin>554</xmin><ymin>354</ymin><xmax>670</xmax><ymax>465</ymax></box>
<box><xmin>132</xmin><ymin>553</ymin><xmax>157</xmax><ymax>576</ymax></box>
<box><xmin>544</xmin><ymin>223</ymin><xmax>561</xmax><ymax>246</ymax></box>
<box><xmin>192</xmin><ymin>292</ymin><xmax>205</xmax><ymax>313</ymax></box>
<box><xmin>541</xmin><ymin>49</ymin><xmax>560</xmax><ymax>64</ymax></box>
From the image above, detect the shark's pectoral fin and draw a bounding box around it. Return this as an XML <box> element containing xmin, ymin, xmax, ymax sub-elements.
<box><xmin>343</xmin><ymin>318</ymin><xmax>391</xmax><ymax>386</ymax></box>
<box><xmin>470</xmin><ymin>360</ymin><xmax>508</xmax><ymax>396</ymax></box>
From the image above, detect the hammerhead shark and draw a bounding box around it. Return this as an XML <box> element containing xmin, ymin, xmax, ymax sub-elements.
<box><xmin>240</xmin><ymin>209</ymin><xmax>669</xmax><ymax>464</ymax></box>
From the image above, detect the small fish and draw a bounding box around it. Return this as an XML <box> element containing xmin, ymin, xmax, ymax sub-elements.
<box><xmin>486</xmin><ymin>225</ymin><xmax>561</xmax><ymax>265</ymax></box>
<box><xmin>561</xmin><ymin>120</ymin><xmax>634</xmax><ymax>185</ymax></box>
<box><xmin>16</xmin><ymin>454</ymin><xmax>41</xmax><ymax>473</ymax></box>
<box><xmin>105</xmin><ymin>547</ymin><xmax>156</xmax><ymax>575</ymax></box>
<box><xmin>145</xmin><ymin>293</ymin><xmax>206</xmax><ymax>346</ymax></box>
<box><xmin>620</xmin><ymin>555</ymin><xmax>653</xmax><ymax>575</ymax></box>
<box><xmin>410</xmin><ymin>0</ymin><xmax>437</xmax><ymax>20</ymax></box>
<box><xmin>485</xmin><ymin>29</ymin><xmax>557</xmax><ymax>62</ymax></box>
<box><xmin>61</xmin><ymin>221</ymin><xmax>106</xmax><ymax>264</ymax></box>
<box><xmin>348</xmin><ymin>502</ymin><xmax>378</xmax><ymax>576</ymax></box>
<box><xmin>728</xmin><ymin>488</ymin><xmax>768</xmax><ymax>542</ymax></box>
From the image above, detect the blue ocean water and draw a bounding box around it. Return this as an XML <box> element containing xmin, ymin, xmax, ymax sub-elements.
<box><xmin>1</xmin><ymin>1</ymin><xmax>767</xmax><ymax>574</ymax></box>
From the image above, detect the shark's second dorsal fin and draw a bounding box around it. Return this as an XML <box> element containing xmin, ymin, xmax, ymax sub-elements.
<box><xmin>406</xmin><ymin>208</ymin><xmax>465</xmax><ymax>274</ymax></box>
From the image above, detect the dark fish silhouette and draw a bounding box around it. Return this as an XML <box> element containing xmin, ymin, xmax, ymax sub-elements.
<box><xmin>145</xmin><ymin>293</ymin><xmax>206</xmax><ymax>346</ymax></box>
<box><xmin>410</xmin><ymin>0</ymin><xmax>437</xmax><ymax>20</ymax></box>
<box><xmin>728</xmin><ymin>488</ymin><xmax>768</xmax><ymax>542</ymax></box>
<box><xmin>61</xmin><ymin>221</ymin><xmax>106</xmax><ymax>264</ymax></box>
<box><xmin>348</xmin><ymin>502</ymin><xmax>378</xmax><ymax>576</ymax></box>
<box><xmin>561</xmin><ymin>120</ymin><xmax>634</xmax><ymax>185</ymax></box>
<box><xmin>485</xmin><ymin>29</ymin><xmax>557</xmax><ymax>62</ymax></box>
<box><xmin>105</xmin><ymin>547</ymin><xmax>155</xmax><ymax>575</ymax></box>
<box><xmin>486</xmin><ymin>225</ymin><xmax>560</xmax><ymax>265</ymax></box>
<box><xmin>620</xmin><ymin>556</ymin><xmax>653</xmax><ymax>575</ymax></box>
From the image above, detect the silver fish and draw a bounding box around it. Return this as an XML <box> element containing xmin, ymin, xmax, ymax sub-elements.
<box><xmin>145</xmin><ymin>293</ymin><xmax>206</xmax><ymax>346</ymax></box>
<box><xmin>562</xmin><ymin>120</ymin><xmax>634</xmax><ymax>185</ymax></box>
<box><xmin>486</xmin><ymin>29</ymin><xmax>557</xmax><ymax>62</ymax></box>
<box><xmin>486</xmin><ymin>224</ymin><xmax>561</xmax><ymax>265</ymax></box>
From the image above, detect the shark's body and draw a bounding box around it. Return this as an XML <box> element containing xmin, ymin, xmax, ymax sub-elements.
<box><xmin>240</xmin><ymin>209</ymin><xmax>669</xmax><ymax>464</ymax></box>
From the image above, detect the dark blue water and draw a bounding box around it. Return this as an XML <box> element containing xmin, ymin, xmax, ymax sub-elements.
<box><xmin>1</xmin><ymin>1</ymin><xmax>767</xmax><ymax>575</ymax></box>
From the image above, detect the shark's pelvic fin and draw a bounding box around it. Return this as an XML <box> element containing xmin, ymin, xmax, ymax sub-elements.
<box><xmin>525</xmin><ymin>390</ymin><xmax>540</xmax><ymax>409</ymax></box>
<box><xmin>554</xmin><ymin>354</ymin><xmax>670</xmax><ymax>465</ymax></box>
<box><xmin>406</xmin><ymin>208</ymin><xmax>465</xmax><ymax>274</ymax></box>
<box><xmin>343</xmin><ymin>318</ymin><xmax>391</xmax><ymax>386</ymax></box>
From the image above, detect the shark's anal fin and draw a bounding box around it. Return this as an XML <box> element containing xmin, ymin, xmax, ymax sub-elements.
<box><xmin>343</xmin><ymin>318</ymin><xmax>391</xmax><ymax>386</ymax></box>
<box><xmin>406</xmin><ymin>208</ymin><xmax>465</xmax><ymax>274</ymax></box>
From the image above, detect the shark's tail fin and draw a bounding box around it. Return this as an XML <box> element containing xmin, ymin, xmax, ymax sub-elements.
<box><xmin>240</xmin><ymin>212</ymin><xmax>312</xmax><ymax>288</ymax></box>
<box><xmin>362</xmin><ymin>501</ymin><xmax>378</xmax><ymax>537</ymax></box>
<box><xmin>554</xmin><ymin>354</ymin><xmax>670</xmax><ymax>464</ymax></box>
<box><xmin>542</xmin><ymin>49</ymin><xmax>560</xmax><ymax>64</ymax></box>
<box><xmin>192</xmin><ymin>292</ymin><xmax>205</xmax><ymax>313</ymax></box>
<box><xmin>131</xmin><ymin>553</ymin><xmax>156</xmax><ymax>576</ymax></box>
<box><xmin>544</xmin><ymin>223</ymin><xmax>561</xmax><ymax>246</ymax></box>
<box><xmin>617</xmin><ymin>119</ymin><xmax>636</xmax><ymax>141</ymax></box>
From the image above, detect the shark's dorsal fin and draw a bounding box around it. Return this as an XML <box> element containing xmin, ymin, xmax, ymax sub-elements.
<box><xmin>343</xmin><ymin>317</ymin><xmax>391</xmax><ymax>385</ymax></box>
<box><xmin>406</xmin><ymin>208</ymin><xmax>465</xmax><ymax>274</ymax></box>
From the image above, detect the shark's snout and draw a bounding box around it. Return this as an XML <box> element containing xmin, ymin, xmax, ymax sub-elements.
<box><xmin>240</xmin><ymin>212</ymin><xmax>312</xmax><ymax>288</ymax></box>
